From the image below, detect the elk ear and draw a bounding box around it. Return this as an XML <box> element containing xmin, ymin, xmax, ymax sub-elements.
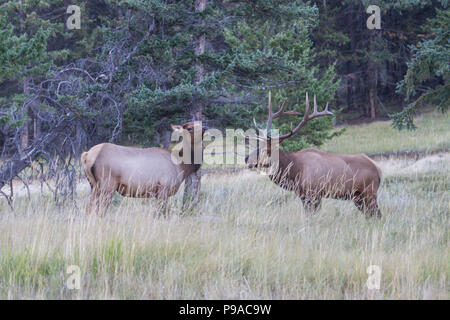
<box><xmin>171</xmin><ymin>124</ymin><xmax>183</xmax><ymax>132</ymax></box>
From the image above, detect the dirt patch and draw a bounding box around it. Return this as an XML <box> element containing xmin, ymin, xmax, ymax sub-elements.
<box><xmin>0</xmin><ymin>178</ymin><xmax>90</xmax><ymax>198</ymax></box>
<box><xmin>2</xmin><ymin>152</ymin><xmax>448</xmax><ymax>199</ymax></box>
<box><xmin>368</xmin><ymin>149</ymin><xmax>449</xmax><ymax>161</ymax></box>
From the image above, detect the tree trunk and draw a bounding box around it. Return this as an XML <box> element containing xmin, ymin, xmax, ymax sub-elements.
<box><xmin>183</xmin><ymin>0</ymin><xmax>207</xmax><ymax>206</ymax></box>
<box><xmin>346</xmin><ymin>5</ymin><xmax>355</xmax><ymax>113</ymax></box>
<box><xmin>369</xmin><ymin>81</ymin><xmax>377</xmax><ymax>120</ymax></box>
<box><xmin>20</xmin><ymin>77</ymin><xmax>30</xmax><ymax>156</ymax></box>
<box><xmin>368</xmin><ymin>32</ymin><xmax>379</xmax><ymax>121</ymax></box>
<box><xmin>346</xmin><ymin>62</ymin><xmax>354</xmax><ymax>112</ymax></box>
<box><xmin>0</xmin><ymin>118</ymin><xmax>73</xmax><ymax>191</ymax></box>
<box><xmin>20</xmin><ymin>117</ymin><xmax>29</xmax><ymax>155</ymax></box>
<box><xmin>18</xmin><ymin>3</ymin><xmax>31</xmax><ymax>156</ymax></box>
<box><xmin>33</xmin><ymin>116</ymin><xmax>41</xmax><ymax>141</ymax></box>
<box><xmin>161</xmin><ymin>128</ymin><xmax>171</xmax><ymax>149</ymax></box>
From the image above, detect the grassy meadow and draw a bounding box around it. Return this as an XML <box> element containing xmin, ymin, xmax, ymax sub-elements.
<box><xmin>322</xmin><ymin>111</ymin><xmax>450</xmax><ymax>155</ymax></box>
<box><xmin>201</xmin><ymin>111</ymin><xmax>450</xmax><ymax>169</ymax></box>
<box><xmin>0</xmin><ymin>113</ymin><xmax>448</xmax><ymax>299</ymax></box>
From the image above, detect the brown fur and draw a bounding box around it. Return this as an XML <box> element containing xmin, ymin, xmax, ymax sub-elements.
<box><xmin>247</xmin><ymin>92</ymin><xmax>382</xmax><ymax>218</ymax></box>
<box><xmin>249</xmin><ymin>146</ymin><xmax>382</xmax><ymax>218</ymax></box>
<box><xmin>81</xmin><ymin>122</ymin><xmax>206</xmax><ymax>217</ymax></box>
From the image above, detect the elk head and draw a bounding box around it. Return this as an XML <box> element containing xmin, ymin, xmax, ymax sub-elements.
<box><xmin>245</xmin><ymin>91</ymin><xmax>333</xmax><ymax>169</ymax></box>
<box><xmin>171</xmin><ymin>121</ymin><xmax>209</xmax><ymax>165</ymax></box>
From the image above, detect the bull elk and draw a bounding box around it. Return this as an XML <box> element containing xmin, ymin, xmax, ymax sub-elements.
<box><xmin>81</xmin><ymin>121</ymin><xmax>207</xmax><ymax>217</ymax></box>
<box><xmin>246</xmin><ymin>92</ymin><xmax>382</xmax><ymax>218</ymax></box>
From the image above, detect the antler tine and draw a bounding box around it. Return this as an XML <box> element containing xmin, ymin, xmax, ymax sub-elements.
<box><xmin>266</xmin><ymin>99</ymin><xmax>292</xmax><ymax>133</ymax></box>
<box><xmin>308</xmin><ymin>95</ymin><xmax>333</xmax><ymax>119</ymax></box>
<box><xmin>258</xmin><ymin>92</ymin><xmax>290</xmax><ymax>134</ymax></box>
<box><xmin>313</xmin><ymin>95</ymin><xmax>318</xmax><ymax>114</ymax></box>
<box><xmin>265</xmin><ymin>91</ymin><xmax>274</xmax><ymax>133</ymax></box>
<box><xmin>253</xmin><ymin>117</ymin><xmax>265</xmax><ymax>131</ymax></box>
<box><xmin>261</xmin><ymin>91</ymin><xmax>332</xmax><ymax>141</ymax></box>
<box><xmin>272</xmin><ymin>100</ymin><xmax>287</xmax><ymax>117</ymax></box>
<box><xmin>278</xmin><ymin>92</ymin><xmax>332</xmax><ymax>141</ymax></box>
<box><xmin>305</xmin><ymin>92</ymin><xmax>310</xmax><ymax>119</ymax></box>
<box><xmin>268</xmin><ymin>91</ymin><xmax>272</xmax><ymax>117</ymax></box>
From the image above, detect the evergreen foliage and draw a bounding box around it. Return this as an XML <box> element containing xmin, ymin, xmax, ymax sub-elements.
<box><xmin>395</xmin><ymin>7</ymin><xmax>449</xmax><ymax>129</ymax></box>
<box><xmin>0</xmin><ymin>0</ymin><xmax>448</xmax><ymax>158</ymax></box>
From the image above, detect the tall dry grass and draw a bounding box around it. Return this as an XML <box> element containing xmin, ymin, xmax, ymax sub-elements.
<box><xmin>0</xmin><ymin>153</ymin><xmax>448</xmax><ymax>299</ymax></box>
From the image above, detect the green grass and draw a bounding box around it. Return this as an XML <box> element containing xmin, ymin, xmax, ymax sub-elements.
<box><xmin>322</xmin><ymin>112</ymin><xmax>449</xmax><ymax>155</ymax></box>
<box><xmin>0</xmin><ymin>154</ymin><xmax>448</xmax><ymax>299</ymax></box>
<box><xmin>201</xmin><ymin>111</ymin><xmax>450</xmax><ymax>170</ymax></box>
<box><xmin>0</xmin><ymin>111</ymin><xmax>448</xmax><ymax>299</ymax></box>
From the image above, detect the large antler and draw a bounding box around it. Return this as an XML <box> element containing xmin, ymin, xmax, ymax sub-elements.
<box><xmin>253</xmin><ymin>91</ymin><xmax>300</xmax><ymax>134</ymax></box>
<box><xmin>255</xmin><ymin>92</ymin><xmax>332</xmax><ymax>141</ymax></box>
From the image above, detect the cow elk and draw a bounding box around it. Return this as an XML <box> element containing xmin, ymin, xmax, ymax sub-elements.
<box><xmin>81</xmin><ymin>121</ymin><xmax>207</xmax><ymax>217</ymax></box>
<box><xmin>246</xmin><ymin>92</ymin><xmax>382</xmax><ymax>218</ymax></box>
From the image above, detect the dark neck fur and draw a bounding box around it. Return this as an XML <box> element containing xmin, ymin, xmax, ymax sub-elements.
<box><xmin>179</xmin><ymin>148</ymin><xmax>203</xmax><ymax>180</ymax></box>
<box><xmin>269</xmin><ymin>149</ymin><xmax>296</xmax><ymax>182</ymax></box>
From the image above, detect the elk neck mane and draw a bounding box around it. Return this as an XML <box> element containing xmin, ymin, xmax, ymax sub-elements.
<box><xmin>177</xmin><ymin>148</ymin><xmax>203</xmax><ymax>180</ymax></box>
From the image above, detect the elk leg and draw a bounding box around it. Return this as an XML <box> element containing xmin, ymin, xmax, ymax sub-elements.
<box><xmin>86</xmin><ymin>185</ymin><xmax>100</xmax><ymax>215</ymax></box>
<box><xmin>97</xmin><ymin>190</ymin><xmax>114</xmax><ymax>217</ymax></box>
<box><xmin>354</xmin><ymin>194</ymin><xmax>381</xmax><ymax>218</ymax></box>
<box><xmin>154</xmin><ymin>200</ymin><xmax>169</xmax><ymax>218</ymax></box>
<box><xmin>367</xmin><ymin>196</ymin><xmax>382</xmax><ymax>219</ymax></box>
<box><xmin>96</xmin><ymin>181</ymin><xmax>118</xmax><ymax>217</ymax></box>
<box><xmin>300</xmin><ymin>194</ymin><xmax>322</xmax><ymax>213</ymax></box>
<box><xmin>155</xmin><ymin>189</ymin><xmax>169</xmax><ymax>218</ymax></box>
<box><xmin>158</xmin><ymin>201</ymin><xmax>169</xmax><ymax>218</ymax></box>
<box><xmin>353</xmin><ymin>197</ymin><xmax>365</xmax><ymax>215</ymax></box>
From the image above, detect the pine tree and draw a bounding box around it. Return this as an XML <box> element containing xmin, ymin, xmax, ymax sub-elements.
<box><xmin>222</xmin><ymin>1</ymin><xmax>339</xmax><ymax>151</ymax></box>
<box><xmin>310</xmin><ymin>0</ymin><xmax>444</xmax><ymax>121</ymax></box>
<box><xmin>0</xmin><ymin>0</ymin><xmax>67</xmax><ymax>154</ymax></box>
<box><xmin>395</xmin><ymin>6</ymin><xmax>449</xmax><ymax>129</ymax></box>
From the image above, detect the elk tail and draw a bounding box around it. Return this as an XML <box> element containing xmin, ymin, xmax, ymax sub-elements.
<box><xmin>363</xmin><ymin>154</ymin><xmax>382</xmax><ymax>183</ymax></box>
<box><xmin>81</xmin><ymin>151</ymin><xmax>97</xmax><ymax>189</ymax></box>
<box><xmin>375</xmin><ymin>163</ymin><xmax>382</xmax><ymax>183</ymax></box>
